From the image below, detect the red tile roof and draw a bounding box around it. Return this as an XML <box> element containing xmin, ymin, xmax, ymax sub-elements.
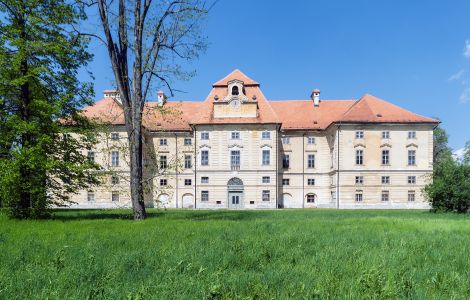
<box><xmin>81</xmin><ymin>70</ymin><xmax>438</xmax><ymax>131</ymax></box>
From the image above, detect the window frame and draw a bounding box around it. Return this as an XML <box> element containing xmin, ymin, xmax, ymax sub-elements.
<box><xmin>408</xmin><ymin>150</ymin><xmax>416</xmax><ymax>166</ymax></box>
<box><xmin>111</xmin><ymin>151</ymin><xmax>119</xmax><ymax>167</ymax></box>
<box><xmin>231</xmin><ymin>131</ymin><xmax>240</xmax><ymax>140</ymax></box>
<box><xmin>355</xmin><ymin>176</ymin><xmax>364</xmax><ymax>185</ymax></box>
<box><xmin>307</xmin><ymin>178</ymin><xmax>315</xmax><ymax>186</ymax></box>
<box><xmin>261</xmin><ymin>131</ymin><xmax>271</xmax><ymax>140</ymax></box>
<box><xmin>355</xmin><ymin>149</ymin><xmax>364</xmax><ymax>165</ymax></box>
<box><xmin>262</xmin><ymin>176</ymin><xmax>270</xmax><ymax>184</ymax></box>
<box><xmin>262</xmin><ymin>149</ymin><xmax>270</xmax><ymax>166</ymax></box>
<box><xmin>159</xmin><ymin>138</ymin><xmax>168</xmax><ymax>146</ymax></box>
<box><xmin>408</xmin><ymin>190</ymin><xmax>415</xmax><ymax>202</ymax></box>
<box><xmin>159</xmin><ymin>155</ymin><xmax>167</xmax><ymax>169</ymax></box>
<box><xmin>201</xmin><ymin>191</ymin><xmax>209</xmax><ymax>202</ymax></box>
<box><xmin>87</xmin><ymin>191</ymin><xmax>95</xmax><ymax>202</ymax></box>
<box><xmin>307</xmin><ymin>136</ymin><xmax>316</xmax><ymax>145</ymax></box>
<box><xmin>382</xmin><ymin>131</ymin><xmax>390</xmax><ymax>139</ymax></box>
<box><xmin>184</xmin><ymin>179</ymin><xmax>192</xmax><ymax>186</ymax></box>
<box><xmin>201</xmin><ymin>150</ymin><xmax>209</xmax><ymax>166</ymax></box>
<box><xmin>407</xmin><ymin>176</ymin><xmax>416</xmax><ymax>184</ymax></box>
<box><xmin>381</xmin><ymin>176</ymin><xmax>390</xmax><ymax>184</ymax></box>
<box><xmin>381</xmin><ymin>190</ymin><xmax>389</xmax><ymax>202</ymax></box>
<box><xmin>111</xmin><ymin>191</ymin><xmax>120</xmax><ymax>202</ymax></box>
<box><xmin>160</xmin><ymin>179</ymin><xmax>168</xmax><ymax>186</ymax></box>
<box><xmin>381</xmin><ymin>149</ymin><xmax>390</xmax><ymax>165</ymax></box>
<box><xmin>282</xmin><ymin>178</ymin><xmax>290</xmax><ymax>186</ymax></box>
<box><xmin>306</xmin><ymin>194</ymin><xmax>316</xmax><ymax>203</ymax></box>
<box><xmin>355</xmin><ymin>131</ymin><xmax>364</xmax><ymax>139</ymax></box>
<box><xmin>355</xmin><ymin>191</ymin><xmax>363</xmax><ymax>202</ymax></box>
<box><xmin>282</xmin><ymin>154</ymin><xmax>290</xmax><ymax>169</ymax></box>
<box><xmin>110</xmin><ymin>132</ymin><xmax>120</xmax><ymax>140</ymax></box>
<box><xmin>262</xmin><ymin>190</ymin><xmax>270</xmax><ymax>201</ymax></box>
<box><xmin>201</xmin><ymin>176</ymin><xmax>209</xmax><ymax>184</ymax></box>
<box><xmin>408</xmin><ymin>131</ymin><xmax>416</xmax><ymax>139</ymax></box>
<box><xmin>184</xmin><ymin>138</ymin><xmax>192</xmax><ymax>145</ymax></box>
<box><xmin>200</xmin><ymin>132</ymin><xmax>209</xmax><ymax>140</ymax></box>
<box><xmin>307</xmin><ymin>154</ymin><xmax>315</xmax><ymax>169</ymax></box>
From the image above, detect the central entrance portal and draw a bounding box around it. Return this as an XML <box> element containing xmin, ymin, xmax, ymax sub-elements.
<box><xmin>227</xmin><ymin>177</ymin><xmax>244</xmax><ymax>209</ymax></box>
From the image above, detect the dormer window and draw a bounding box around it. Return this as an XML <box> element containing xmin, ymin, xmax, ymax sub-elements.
<box><xmin>232</xmin><ymin>86</ymin><xmax>239</xmax><ymax>96</ymax></box>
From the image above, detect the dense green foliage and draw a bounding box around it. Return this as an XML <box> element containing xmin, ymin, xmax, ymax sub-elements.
<box><xmin>425</xmin><ymin>125</ymin><xmax>470</xmax><ymax>212</ymax></box>
<box><xmin>0</xmin><ymin>0</ymin><xmax>100</xmax><ymax>218</ymax></box>
<box><xmin>1</xmin><ymin>209</ymin><xmax>470</xmax><ymax>299</ymax></box>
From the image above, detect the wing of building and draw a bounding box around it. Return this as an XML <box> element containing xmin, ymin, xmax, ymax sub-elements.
<box><xmin>76</xmin><ymin>69</ymin><xmax>438</xmax><ymax>209</ymax></box>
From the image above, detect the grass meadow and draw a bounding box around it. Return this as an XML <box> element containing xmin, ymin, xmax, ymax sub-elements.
<box><xmin>1</xmin><ymin>209</ymin><xmax>470</xmax><ymax>299</ymax></box>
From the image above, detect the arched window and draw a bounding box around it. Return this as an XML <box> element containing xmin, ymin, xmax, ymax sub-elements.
<box><xmin>227</xmin><ymin>177</ymin><xmax>243</xmax><ymax>186</ymax></box>
<box><xmin>306</xmin><ymin>193</ymin><xmax>316</xmax><ymax>203</ymax></box>
<box><xmin>232</xmin><ymin>86</ymin><xmax>239</xmax><ymax>96</ymax></box>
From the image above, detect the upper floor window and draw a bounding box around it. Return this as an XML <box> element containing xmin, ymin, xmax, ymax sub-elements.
<box><xmin>408</xmin><ymin>131</ymin><xmax>416</xmax><ymax>139</ymax></box>
<box><xmin>111</xmin><ymin>132</ymin><xmax>120</xmax><ymax>140</ymax></box>
<box><xmin>381</xmin><ymin>176</ymin><xmax>390</xmax><ymax>184</ymax></box>
<box><xmin>355</xmin><ymin>176</ymin><xmax>364</xmax><ymax>185</ymax></box>
<box><xmin>111</xmin><ymin>151</ymin><xmax>119</xmax><ymax>167</ymax></box>
<box><xmin>282</xmin><ymin>179</ymin><xmax>290</xmax><ymax>186</ymax></box>
<box><xmin>381</xmin><ymin>191</ymin><xmax>389</xmax><ymax>202</ymax></box>
<box><xmin>355</xmin><ymin>149</ymin><xmax>364</xmax><ymax>165</ymax></box>
<box><xmin>160</xmin><ymin>179</ymin><xmax>167</xmax><ymax>186</ymax></box>
<box><xmin>184</xmin><ymin>155</ymin><xmax>192</xmax><ymax>169</ymax></box>
<box><xmin>160</xmin><ymin>155</ymin><xmax>167</xmax><ymax>169</ymax></box>
<box><xmin>111</xmin><ymin>175</ymin><xmax>119</xmax><ymax>185</ymax></box>
<box><xmin>201</xmin><ymin>176</ymin><xmax>209</xmax><ymax>184</ymax></box>
<box><xmin>261</xmin><ymin>131</ymin><xmax>270</xmax><ymax>140</ymax></box>
<box><xmin>159</xmin><ymin>138</ymin><xmax>167</xmax><ymax>146</ymax></box>
<box><xmin>184</xmin><ymin>138</ymin><xmax>192</xmax><ymax>145</ymax></box>
<box><xmin>307</xmin><ymin>154</ymin><xmax>315</xmax><ymax>168</ymax></box>
<box><xmin>262</xmin><ymin>150</ymin><xmax>270</xmax><ymax>165</ymax></box>
<box><xmin>231</xmin><ymin>132</ymin><xmax>240</xmax><ymax>140</ymax></box>
<box><xmin>281</xmin><ymin>136</ymin><xmax>290</xmax><ymax>144</ymax></box>
<box><xmin>408</xmin><ymin>150</ymin><xmax>416</xmax><ymax>166</ymax></box>
<box><xmin>382</xmin><ymin>131</ymin><xmax>390</xmax><ymax>139</ymax></box>
<box><xmin>282</xmin><ymin>154</ymin><xmax>290</xmax><ymax>169</ymax></box>
<box><xmin>355</xmin><ymin>131</ymin><xmax>364</xmax><ymax>139</ymax></box>
<box><xmin>262</xmin><ymin>176</ymin><xmax>270</xmax><ymax>183</ymax></box>
<box><xmin>184</xmin><ymin>179</ymin><xmax>192</xmax><ymax>186</ymax></box>
<box><xmin>230</xmin><ymin>150</ymin><xmax>240</xmax><ymax>170</ymax></box>
<box><xmin>87</xmin><ymin>151</ymin><xmax>95</xmax><ymax>163</ymax></box>
<box><xmin>307</xmin><ymin>178</ymin><xmax>315</xmax><ymax>186</ymax></box>
<box><xmin>307</xmin><ymin>136</ymin><xmax>316</xmax><ymax>145</ymax></box>
<box><xmin>231</xmin><ymin>86</ymin><xmax>239</xmax><ymax>96</ymax></box>
<box><xmin>201</xmin><ymin>150</ymin><xmax>209</xmax><ymax>166</ymax></box>
<box><xmin>355</xmin><ymin>191</ymin><xmax>363</xmax><ymax>202</ymax></box>
<box><xmin>201</xmin><ymin>132</ymin><xmax>209</xmax><ymax>140</ymax></box>
<box><xmin>408</xmin><ymin>176</ymin><xmax>416</xmax><ymax>184</ymax></box>
<box><xmin>382</xmin><ymin>150</ymin><xmax>390</xmax><ymax>165</ymax></box>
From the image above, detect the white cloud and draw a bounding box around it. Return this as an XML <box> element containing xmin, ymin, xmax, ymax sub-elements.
<box><xmin>448</xmin><ymin>69</ymin><xmax>464</xmax><ymax>81</ymax></box>
<box><xmin>453</xmin><ymin>148</ymin><xmax>465</xmax><ymax>161</ymax></box>
<box><xmin>459</xmin><ymin>88</ymin><xmax>470</xmax><ymax>103</ymax></box>
<box><xmin>464</xmin><ymin>40</ymin><xmax>470</xmax><ymax>58</ymax></box>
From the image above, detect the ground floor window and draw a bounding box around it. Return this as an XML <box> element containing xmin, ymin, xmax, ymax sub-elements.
<box><xmin>381</xmin><ymin>191</ymin><xmax>389</xmax><ymax>202</ymax></box>
<box><xmin>262</xmin><ymin>190</ymin><xmax>270</xmax><ymax>201</ymax></box>
<box><xmin>408</xmin><ymin>191</ymin><xmax>415</xmax><ymax>202</ymax></box>
<box><xmin>111</xmin><ymin>175</ymin><xmax>119</xmax><ymax>185</ymax></box>
<box><xmin>201</xmin><ymin>191</ymin><xmax>209</xmax><ymax>201</ymax></box>
<box><xmin>112</xmin><ymin>191</ymin><xmax>119</xmax><ymax>202</ymax></box>
<box><xmin>306</xmin><ymin>193</ymin><xmax>316</xmax><ymax>203</ymax></box>
<box><xmin>87</xmin><ymin>191</ymin><xmax>95</xmax><ymax>202</ymax></box>
<box><xmin>355</xmin><ymin>191</ymin><xmax>363</xmax><ymax>202</ymax></box>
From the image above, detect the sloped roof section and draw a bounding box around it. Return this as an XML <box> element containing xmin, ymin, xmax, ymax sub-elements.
<box><xmin>81</xmin><ymin>97</ymin><xmax>125</xmax><ymax>125</ymax></box>
<box><xmin>339</xmin><ymin>94</ymin><xmax>439</xmax><ymax>124</ymax></box>
<box><xmin>212</xmin><ymin>69</ymin><xmax>259</xmax><ymax>86</ymax></box>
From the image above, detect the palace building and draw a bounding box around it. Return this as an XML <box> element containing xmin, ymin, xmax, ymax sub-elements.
<box><xmin>74</xmin><ymin>69</ymin><xmax>438</xmax><ymax>209</ymax></box>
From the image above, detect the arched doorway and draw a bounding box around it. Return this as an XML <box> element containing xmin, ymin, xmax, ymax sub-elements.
<box><xmin>157</xmin><ymin>193</ymin><xmax>170</xmax><ymax>208</ymax></box>
<box><xmin>182</xmin><ymin>193</ymin><xmax>194</xmax><ymax>208</ymax></box>
<box><xmin>281</xmin><ymin>193</ymin><xmax>293</xmax><ymax>208</ymax></box>
<box><xmin>227</xmin><ymin>177</ymin><xmax>244</xmax><ymax>209</ymax></box>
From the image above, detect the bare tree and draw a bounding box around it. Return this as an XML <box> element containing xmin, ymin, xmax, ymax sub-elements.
<box><xmin>95</xmin><ymin>0</ymin><xmax>209</xmax><ymax>219</ymax></box>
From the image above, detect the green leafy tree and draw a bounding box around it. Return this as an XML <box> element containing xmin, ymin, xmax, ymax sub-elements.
<box><xmin>0</xmin><ymin>0</ymin><xmax>100</xmax><ymax>218</ymax></box>
<box><xmin>432</xmin><ymin>123</ymin><xmax>453</xmax><ymax>164</ymax></box>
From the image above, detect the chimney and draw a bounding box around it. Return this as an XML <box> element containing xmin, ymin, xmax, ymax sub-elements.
<box><xmin>157</xmin><ymin>90</ymin><xmax>167</xmax><ymax>106</ymax></box>
<box><xmin>311</xmin><ymin>89</ymin><xmax>321</xmax><ymax>107</ymax></box>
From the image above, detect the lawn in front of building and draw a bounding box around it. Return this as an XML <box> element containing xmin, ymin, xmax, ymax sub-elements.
<box><xmin>1</xmin><ymin>209</ymin><xmax>470</xmax><ymax>299</ymax></box>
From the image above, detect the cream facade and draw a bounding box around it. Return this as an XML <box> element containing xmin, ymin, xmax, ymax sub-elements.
<box><xmin>72</xmin><ymin>70</ymin><xmax>438</xmax><ymax>209</ymax></box>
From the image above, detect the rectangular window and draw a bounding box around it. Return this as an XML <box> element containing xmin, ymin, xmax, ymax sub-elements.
<box><xmin>281</xmin><ymin>136</ymin><xmax>290</xmax><ymax>144</ymax></box>
<box><xmin>408</xmin><ymin>176</ymin><xmax>416</xmax><ymax>184</ymax></box>
<box><xmin>87</xmin><ymin>151</ymin><xmax>95</xmax><ymax>163</ymax></box>
<box><xmin>112</xmin><ymin>191</ymin><xmax>119</xmax><ymax>202</ymax></box>
<box><xmin>307</xmin><ymin>178</ymin><xmax>315</xmax><ymax>186</ymax></box>
<box><xmin>160</xmin><ymin>179</ymin><xmax>167</xmax><ymax>186</ymax></box>
<box><xmin>262</xmin><ymin>150</ymin><xmax>270</xmax><ymax>165</ymax></box>
<box><xmin>160</xmin><ymin>155</ymin><xmax>167</xmax><ymax>169</ymax></box>
<box><xmin>307</xmin><ymin>154</ymin><xmax>315</xmax><ymax>168</ymax></box>
<box><xmin>355</xmin><ymin>131</ymin><xmax>364</xmax><ymax>139</ymax></box>
<box><xmin>408</xmin><ymin>131</ymin><xmax>416</xmax><ymax>139</ymax></box>
<box><xmin>159</xmin><ymin>138</ymin><xmax>167</xmax><ymax>146</ymax></box>
<box><xmin>201</xmin><ymin>132</ymin><xmax>209</xmax><ymax>140</ymax></box>
<box><xmin>201</xmin><ymin>176</ymin><xmax>209</xmax><ymax>184</ymax></box>
<box><xmin>111</xmin><ymin>175</ymin><xmax>119</xmax><ymax>185</ymax></box>
<box><xmin>355</xmin><ymin>191</ymin><xmax>363</xmax><ymax>202</ymax></box>
<box><xmin>282</xmin><ymin>179</ymin><xmax>290</xmax><ymax>186</ymax></box>
<box><xmin>408</xmin><ymin>150</ymin><xmax>416</xmax><ymax>166</ymax></box>
<box><xmin>111</xmin><ymin>151</ymin><xmax>119</xmax><ymax>167</ymax></box>
<box><xmin>231</xmin><ymin>132</ymin><xmax>240</xmax><ymax>139</ymax></box>
<box><xmin>382</xmin><ymin>131</ymin><xmax>390</xmax><ymax>139</ymax></box>
<box><xmin>231</xmin><ymin>150</ymin><xmax>240</xmax><ymax>170</ymax></box>
<box><xmin>382</xmin><ymin>150</ymin><xmax>390</xmax><ymax>165</ymax></box>
<box><xmin>355</xmin><ymin>176</ymin><xmax>364</xmax><ymax>185</ymax></box>
<box><xmin>381</xmin><ymin>176</ymin><xmax>390</xmax><ymax>184</ymax></box>
<box><xmin>307</xmin><ymin>194</ymin><xmax>316</xmax><ymax>203</ymax></box>
<box><xmin>262</xmin><ymin>131</ymin><xmax>270</xmax><ymax>139</ymax></box>
<box><xmin>307</xmin><ymin>136</ymin><xmax>316</xmax><ymax>145</ymax></box>
<box><xmin>201</xmin><ymin>150</ymin><xmax>209</xmax><ymax>166</ymax></box>
<box><xmin>408</xmin><ymin>191</ymin><xmax>415</xmax><ymax>202</ymax></box>
<box><xmin>283</xmin><ymin>154</ymin><xmax>290</xmax><ymax>169</ymax></box>
<box><xmin>184</xmin><ymin>138</ymin><xmax>192</xmax><ymax>145</ymax></box>
<box><xmin>355</xmin><ymin>149</ymin><xmax>364</xmax><ymax>165</ymax></box>
<box><xmin>201</xmin><ymin>191</ymin><xmax>209</xmax><ymax>202</ymax></box>
<box><xmin>184</xmin><ymin>179</ymin><xmax>192</xmax><ymax>186</ymax></box>
<box><xmin>111</xmin><ymin>132</ymin><xmax>119</xmax><ymax>140</ymax></box>
<box><xmin>262</xmin><ymin>190</ymin><xmax>270</xmax><ymax>201</ymax></box>
<box><xmin>262</xmin><ymin>176</ymin><xmax>270</xmax><ymax>183</ymax></box>
<box><xmin>184</xmin><ymin>155</ymin><xmax>192</xmax><ymax>169</ymax></box>
<box><xmin>381</xmin><ymin>191</ymin><xmax>389</xmax><ymax>202</ymax></box>
<box><xmin>87</xmin><ymin>191</ymin><xmax>95</xmax><ymax>202</ymax></box>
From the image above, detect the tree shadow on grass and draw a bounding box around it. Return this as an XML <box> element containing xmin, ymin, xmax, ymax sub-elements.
<box><xmin>51</xmin><ymin>209</ymin><xmax>163</xmax><ymax>221</ymax></box>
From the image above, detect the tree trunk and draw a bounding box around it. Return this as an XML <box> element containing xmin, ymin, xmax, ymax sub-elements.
<box><xmin>128</xmin><ymin>118</ymin><xmax>146</xmax><ymax>220</ymax></box>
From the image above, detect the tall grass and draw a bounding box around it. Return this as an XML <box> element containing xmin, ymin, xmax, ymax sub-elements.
<box><xmin>1</xmin><ymin>209</ymin><xmax>470</xmax><ymax>299</ymax></box>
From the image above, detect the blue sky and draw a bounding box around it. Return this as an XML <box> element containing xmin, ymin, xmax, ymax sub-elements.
<box><xmin>83</xmin><ymin>0</ymin><xmax>470</xmax><ymax>150</ymax></box>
